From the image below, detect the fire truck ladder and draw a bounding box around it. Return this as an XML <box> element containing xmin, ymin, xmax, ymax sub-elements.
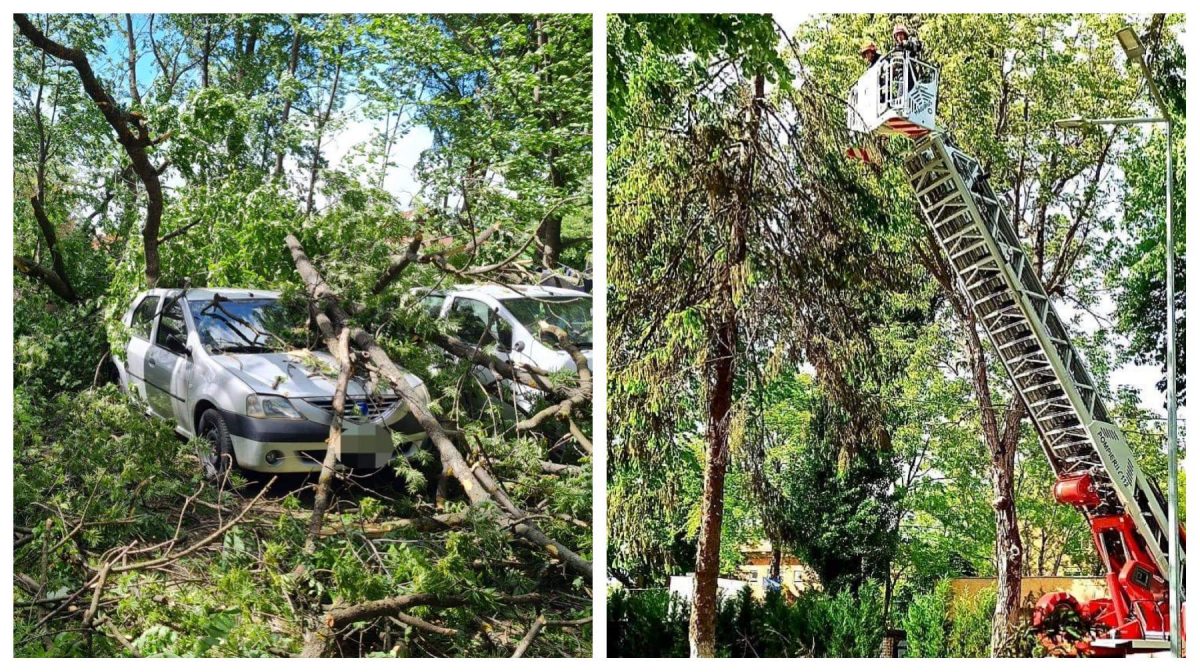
<box><xmin>902</xmin><ymin>135</ymin><xmax>1183</xmax><ymax>588</ymax></box>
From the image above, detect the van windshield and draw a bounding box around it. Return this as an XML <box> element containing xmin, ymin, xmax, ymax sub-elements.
<box><xmin>190</xmin><ymin>297</ymin><xmax>305</xmax><ymax>354</ymax></box>
<box><xmin>501</xmin><ymin>296</ymin><xmax>592</xmax><ymax>348</ymax></box>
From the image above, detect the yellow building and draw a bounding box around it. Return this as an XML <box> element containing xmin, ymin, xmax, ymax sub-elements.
<box><xmin>736</xmin><ymin>541</ymin><xmax>822</xmax><ymax>598</ymax></box>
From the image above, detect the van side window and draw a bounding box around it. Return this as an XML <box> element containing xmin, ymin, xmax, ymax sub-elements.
<box><xmin>449</xmin><ymin>298</ymin><xmax>495</xmax><ymax>345</ymax></box>
<box><xmin>155</xmin><ymin>299</ymin><xmax>189</xmax><ymax>355</ymax></box>
<box><xmin>131</xmin><ymin>296</ymin><xmax>160</xmax><ymax>340</ymax></box>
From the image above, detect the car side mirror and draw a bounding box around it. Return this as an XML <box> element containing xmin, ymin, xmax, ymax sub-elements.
<box><xmin>512</xmin><ymin>341</ymin><xmax>525</xmax><ymax>353</ymax></box>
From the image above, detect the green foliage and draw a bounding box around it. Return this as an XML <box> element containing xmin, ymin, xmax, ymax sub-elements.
<box><xmin>900</xmin><ymin>581</ymin><xmax>996</xmax><ymax>658</ymax></box>
<box><xmin>607</xmin><ymin>585</ymin><xmax>886</xmax><ymax>657</ymax></box>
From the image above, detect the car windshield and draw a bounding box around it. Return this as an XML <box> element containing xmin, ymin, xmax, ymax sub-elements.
<box><xmin>501</xmin><ymin>296</ymin><xmax>592</xmax><ymax>348</ymax></box>
<box><xmin>189</xmin><ymin>296</ymin><xmax>304</xmax><ymax>354</ymax></box>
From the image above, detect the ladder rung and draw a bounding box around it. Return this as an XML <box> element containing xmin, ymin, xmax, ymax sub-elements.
<box><xmin>971</xmin><ymin>288</ymin><xmax>1011</xmax><ymax>309</ymax></box>
<box><xmin>981</xmin><ymin>302</ymin><xmax>1022</xmax><ymax>324</ymax></box>
<box><xmin>1037</xmin><ymin>410</ymin><xmax>1079</xmax><ymax>423</ymax></box>
<box><xmin>1021</xmin><ymin>380</ymin><xmax>1063</xmax><ymax>396</ymax></box>
<box><xmin>908</xmin><ymin>160</ymin><xmax>945</xmax><ymax>184</ymax></box>
<box><xmin>998</xmin><ymin>334</ymin><xmax>1039</xmax><ymax>353</ymax></box>
<box><xmin>941</xmin><ymin>225</ymin><xmax>979</xmax><ymax>248</ymax></box>
<box><xmin>965</xmin><ymin>273</ymin><xmax>1002</xmax><ymax>294</ymax></box>
<box><xmin>917</xmin><ymin>173</ymin><xmax>956</xmax><ymax>198</ymax></box>
<box><xmin>925</xmin><ymin>187</ymin><xmax>969</xmax><ymax>213</ymax></box>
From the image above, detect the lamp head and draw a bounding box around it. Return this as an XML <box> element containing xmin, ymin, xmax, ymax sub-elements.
<box><xmin>1117</xmin><ymin>27</ymin><xmax>1145</xmax><ymax>60</ymax></box>
<box><xmin>1053</xmin><ymin>117</ymin><xmax>1088</xmax><ymax>130</ymax></box>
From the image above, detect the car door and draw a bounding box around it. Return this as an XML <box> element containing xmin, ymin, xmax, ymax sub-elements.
<box><xmin>123</xmin><ymin>295</ymin><xmax>160</xmax><ymax>406</ymax></box>
<box><xmin>448</xmin><ymin>297</ymin><xmax>500</xmax><ymax>386</ymax></box>
<box><xmin>145</xmin><ymin>297</ymin><xmax>194</xmax><ymax>429</ymax></box>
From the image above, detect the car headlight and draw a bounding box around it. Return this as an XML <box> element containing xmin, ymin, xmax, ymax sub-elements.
<box><xmin>246</xmin><ymin>394</ymin><xmax>302</xmax><ymax>419</ymax></box>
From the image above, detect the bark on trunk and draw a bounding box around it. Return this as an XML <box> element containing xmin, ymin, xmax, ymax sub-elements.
<box><xmin>918</xmin><ymin>231</ymin><xmax>1025</xmax><ymax>657</ymax></box>
<box><xmin>124</xmin><ymin>14</ymin><xmax>140</xmax><ymax>106</ymax></box>
<box><xmin>532</xmin><ymin>18</ymin><xmax>563</xmax><ymax>268</ymax></box>
<box><xmin>306</xmin><ymin>51</ymin><xmax>342</xmax><ymax>216</ymax></box>
<box><xmin>689</xmin><ymin>316</ymin><xmax>737</xmax><ymax>658</ymax></box>
<box><xmin>963</xmin><ymin>316</ymin><xmax>1025</xmax><ymax>657</ymax></box>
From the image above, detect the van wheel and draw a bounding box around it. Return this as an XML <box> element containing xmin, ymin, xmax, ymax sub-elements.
<box><xmin>198</xmin><ymin>409</ymin><xmax>237</xmax><ymax>482</ymax></box>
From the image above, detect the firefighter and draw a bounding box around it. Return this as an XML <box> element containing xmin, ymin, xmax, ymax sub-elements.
<box><xmin>860</xmin><ymin>41</ymin><xmax>880</xmax><ymax>67</ymax></box>
<box><xmin>892</xmin><ymin>24</ymin><xmax>924</xmax><ymax>58</ymax></box>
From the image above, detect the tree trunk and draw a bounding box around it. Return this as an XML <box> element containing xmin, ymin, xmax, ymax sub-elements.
<box><xmin>688</xmin><ymin>73</ymin><xmax>761</xmax><ymax>659</ymax></box>
<box><xmin>963</xmin><ymin>318</ymin><xmax>1025</xmax><ymax>656</ymax></box>
<box><xmin>274</xmin><ymin>15</ymin><xmax>303</xmax><ymax>179</ymax></box>
<box><xmin>306</xmin><ymin>326</ymin><xmax>351</xmax><ymax>552</ymax></box>
<box><xmin>532</xmin><ymin>18</ymin><xmax>563</xmax><ymax>268</ymax></box>
<box><xmin>15</xmin><ymin>14</ymin><xmax>164</xmax><ymax>288</ymax></box>
<box><xmin>919</xmin><ymin>231</ymin><xmax>1025</xmax><ymax>657</ymax></box>
<box><xmin>689</xmin><ymin>316</ymin><xmax>736</xmax><ymax>658</ymax></box>
<box><xmin>124</xmin><ymin>14</ymin><xmax>140</xmax><ymax>105</ymax></box>
<box><xmin>201</xmin><ymin>19</ymin><xmax>211</xmax><ymax>88</ymax></box>
<box><xmin>306</xmin><ymin>48</ymin><xmax>343</xmax><ymax>216</ymax></box>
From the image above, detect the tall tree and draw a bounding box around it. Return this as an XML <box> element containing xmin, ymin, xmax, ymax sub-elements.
<box><xmin>608</xmin><ymin>13</ymin><xmax>901</xmax><ymax>656</ymax></box>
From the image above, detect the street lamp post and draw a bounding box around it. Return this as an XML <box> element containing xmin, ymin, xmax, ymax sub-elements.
<box><xmin>1057</xmin><ymin>26</ymin><xmax>1180</xmax><ymax>658</ymax></box>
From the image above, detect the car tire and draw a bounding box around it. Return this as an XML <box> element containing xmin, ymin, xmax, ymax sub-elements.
<box><xmin>198</xmin><ymin>409</ymin><xmax>237</xmax><ymax>482</ymax></box>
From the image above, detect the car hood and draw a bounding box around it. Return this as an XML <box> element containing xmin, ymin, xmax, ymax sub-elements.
<box><xmin>212</xmin><ymin>350</ymin><xmax>422</xmax><ymax>399</ymax></box>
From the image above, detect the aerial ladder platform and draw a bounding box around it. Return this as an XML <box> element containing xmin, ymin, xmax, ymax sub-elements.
<box><xmin>847</xmin><ymin>50</ymin><xmax>1184</xmax><ymax>655</ymax></box>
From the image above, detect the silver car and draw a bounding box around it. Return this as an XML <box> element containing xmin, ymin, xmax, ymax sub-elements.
<box><xmin>112</xmin><ymin>288</ymin><xmax>429</xmax><ymax>477</ymax></box>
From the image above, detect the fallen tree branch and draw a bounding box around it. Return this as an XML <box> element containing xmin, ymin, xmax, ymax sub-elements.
<box><xmin>540</xmin><ymin>461</ymin><xmax>582</xmax><ymax>477</ymax></box>
<box><xmin>286</xmin><ymin>234</ymin><xmax>592</xmax><ymax>579</ymax></box>
<box><xmin>303</xmin><ymin>592</ymin><xmax>541</xmax><ymax>657</ymax></box>
<box><xmin>373</xmin><ymin>233</ymin><xmax>424</xmax><ymax>294</ymax></box>
<box><xmin>390</xmin><ymin>613</ymin><xmax>457</xmax><ymax>637</ymax></box>
<box><xmin>306</xmin><ymin>326</ymin><xmax>351</xmax><ymax>552</ymax></box>
<box><xmin>113</xmin><ymin>476</ymin><xmax>276</xmax><ymax>573</ymax></box>
<box><xmin>511</xmin><ymin>614</ymin><xmax>546</xmax><ymax>658</ymax></box>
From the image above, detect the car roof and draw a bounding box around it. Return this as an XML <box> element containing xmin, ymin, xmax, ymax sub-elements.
<box><xmin>142</xmin><ymin>288</ymin><xmax>281</xmax><ymax>301</ymax></box>
<box><xmin>421</xmin><ymin>284</ymin><xmax>590</xmax><ymax>301</ymax></box>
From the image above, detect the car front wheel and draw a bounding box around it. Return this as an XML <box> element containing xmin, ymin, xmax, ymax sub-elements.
<box><xmin>198</xmin><ymin>409</ymin><xmax>237</xmax><ymax>482</ymax></box>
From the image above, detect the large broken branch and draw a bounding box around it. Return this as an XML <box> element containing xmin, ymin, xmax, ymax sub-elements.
<box><xmin>27</xmin><ymin>196</ymin><xmax>78</xmax><ymax>302</ymax></box>
<box><xmin>14</xmin><ymin>255</ymin><xmax>78</xmax><ymax>303</ymax></box>
<box><xmin>286</xmin><ymin>234</ymin><xmax>591</xmax><ymax>579</ymax></box>
<box><xmin>303</xmin><ymin>591</ymin><xmax>540</xmax><ymax>657</ymax></box>
<box><xmin>306</xmin><ymin>327</ymin><xmax>351</xmax><ymax>552</ymax></box>
<box><xmin>16</xmin><ymin>14</ymin><xmax>166</xmax><ymax>288</ymax></box>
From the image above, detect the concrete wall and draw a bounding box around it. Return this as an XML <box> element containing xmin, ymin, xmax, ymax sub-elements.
<box><xmin>949</xmin><ymin>576</ymin><xmax>1109</xmax><ymax>610</ymax></box>
<box><xmin>668</xmin><ymin>575</ymin><xmax>750</xmax><ymax>603</ymax></box>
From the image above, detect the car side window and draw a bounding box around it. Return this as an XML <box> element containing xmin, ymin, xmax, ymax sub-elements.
<box><xmin>449</xmin><ymin>298</ymin><xmax>495</xmax><ymax>345</ymax></box>
<box><xmin>130</xmin><ymin>296</ymin><xmax>160</xmax><ymax>340</ymax></box>
<box><xmin>421</xmin><ymin>295</ymin><xmax>446</xmax><ymax>318</ymax></box>
<box><xmin>155</xmin><ymin>299</ymin><xmax>189</xmax><ymax>355</ymax></box>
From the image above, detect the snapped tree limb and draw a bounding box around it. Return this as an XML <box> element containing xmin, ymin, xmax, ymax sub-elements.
<box><xmin>285</xmin><ymin>234</ymin><xmax>592</xmax><ymax>579</ymax></box>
